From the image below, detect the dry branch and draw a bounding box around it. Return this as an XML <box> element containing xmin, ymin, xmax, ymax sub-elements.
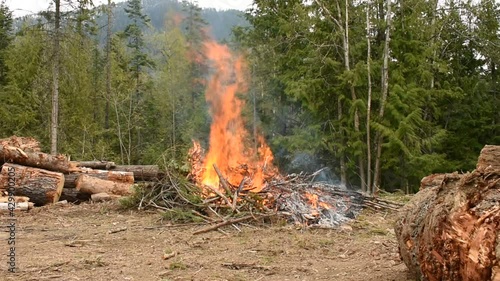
<box><xmin>193</xmin><ymin>215</ymin><xmax>259</xmax><ymax>235</ymax></box>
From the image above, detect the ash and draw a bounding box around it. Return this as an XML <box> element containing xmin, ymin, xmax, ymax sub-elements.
<box><xmin>268</xmin><ymin>176</ymin><xmax>365</xmax><ymax>228</ymax></box>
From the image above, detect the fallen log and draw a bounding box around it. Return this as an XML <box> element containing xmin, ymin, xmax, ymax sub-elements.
<box><xmin>75</xmin><ymin>175</ymin><xmax>133</xmax><ymax>196</ymax></box>
<box><xmin>395</xmin><ymin>146</ymin><xmax>500</xmax><ymax>281</ymax></box>
<box><xmin>0</xmin><ymin>144</ymin><xmax>79</xmax><ymax>173</ymax></box>
<box><xmin>0</xmin><ymin>136</ymin><xmax>41</xmax><ymax>152</ymax></box>
<box><xmin>109</xmin><ymin>165</ymin><xmax>161</xmax><ymax>181</ymax></box>
<box><xmin>74</xmin><ymin>161</ymin><xmax>116</xmax><ymax>169</ymax></box>
<box><xmin>0</xmin><ymin>163</ymin><xmax>65</xmax><ymax>205</ymax></box>
<box><xmin>64</xmin><ymin>169</ymin><xmax>134</xmax><ymax>188</ymax></box>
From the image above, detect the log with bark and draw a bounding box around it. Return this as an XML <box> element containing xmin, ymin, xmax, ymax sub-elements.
<box><xmin>0</xmin><ymin>163</ymin><xmax>65</xmax><ymax>205</ymax></box>
<box><xmin>74</xmin><ymin>161</ymin><xmax>116</xmax><ymax>170</ymax></box>
<box><xmin>75</xmin><ymin>175</ymin><xmax>133</xmax><ymax>196</ymax></box>
<box><xmin>59</xmin><ymin>188</ymin><xmax>91</xmax><ymax>203</ymax></box>
<box><xmin>395</xmin><ymin>145</ymin><xmax>500</xmax><ymax>281</ymax></box>
<box><xmin>0</xmin><ymin>144</ymin><xmax>79</xmax><ymax>173</ymax></box>
<box><xmin>109</xmin><ymin>165</ymin><xmax>161</xmax><ymax>181</ymax></box>
<box><xmin>64</xmin><ymin>169</ymin><xmax>134</xmax><ymax>188</ymax></box>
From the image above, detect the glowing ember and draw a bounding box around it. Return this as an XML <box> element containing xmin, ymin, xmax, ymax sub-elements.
<box><xmin>305</xmin><ymin>192</ymin><xmax>333</xmax><ymax>216</ymax></box>
<box><xmin>190</xmin><ymin>41</ymin><xmax>276</xmax><ymax>193</ymax></box>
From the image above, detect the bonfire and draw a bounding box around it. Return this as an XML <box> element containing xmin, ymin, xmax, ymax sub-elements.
<box><xmin>134</xmin><ymin>41</ymin><xmax>401</xmax><ymax>234</ymax></box>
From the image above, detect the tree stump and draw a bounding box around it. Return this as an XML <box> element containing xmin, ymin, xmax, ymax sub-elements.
<box><xmin>0</xmin><ymin>163</ymin><xmax>65</xmax><ymax>205</ymax></box>
<box><xmin>395</xmin><ymin>145</ymin><xmax>500</xmax><ymax>281</ymax></box>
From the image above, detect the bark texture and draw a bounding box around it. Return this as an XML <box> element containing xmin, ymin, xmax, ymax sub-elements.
<box><xmin>395</xmin><ymin>145</ymin><xmax>500</xmax><ymax>281</ymax></box>
<box><xmin>0</xmin><ymin>163</ymin><xmax>65</xmax><ymax>205</ymax></box>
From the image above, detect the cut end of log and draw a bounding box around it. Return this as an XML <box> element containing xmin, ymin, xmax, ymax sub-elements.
<box><xmin>0</xmin><ymin>163</ymin><xmax>65</xmax><ymax>205</ymax></box>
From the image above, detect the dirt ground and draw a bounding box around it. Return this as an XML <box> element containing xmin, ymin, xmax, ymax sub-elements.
<box><xmin>1</xmin><ymin>201</ymin><xmax>414</xmax><ymax>281</ymax></box>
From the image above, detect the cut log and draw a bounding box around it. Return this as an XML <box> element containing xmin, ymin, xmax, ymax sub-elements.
<box><xmin>59</xmin><ymin>188</ymin><xmax>91</xmax><ymax>203</ymax></box>
<box><xmin>74</xmin><ymin>161</ymin><xmax>116</xmax><ymax>169</ymax></box>
<box><xmin>395</xmin><ymin>145</ymin><xmax>500</xmax><ymax>281</ymax></box>
<box><xmin>0</xmin><ymin>201</ymin><xmax>34</xmax><ymax>211</ymax></box>
<box><xmin>0</xmin><ymin>196</ymin><xmax>30</xmax><ymax>203</ymax></box>
<box><xmin>0</xmin><ymin>136</ymin><xmax>41</xmax><ymax>152</ymax></box>
<box><xmin>64</xmin><ymin>169</ymin><xmax>134</xmax><ymax>188</ymax></box>
<box><xmin>0</xmin><ymin>163</ymin><xmax>65</xmax><ymax>205</ymax></box>
<box><xmin>0</xmin><ymin>144</ymin><xmax>79</xmax><ymax>173</ymax></box>
<box><xmin>91</xmin><ymin>192</ymin><xmax>121</xmax><ymax>202</ymax></box>
<box><xmin>109</xmin><ymin>165</ymin><xmax>161</xmax><ymax>181</ymax></box>
<box><xmin>75</xmin><ymin>175</ymin><xmax>133</xmax><ymax>196</ymax></box>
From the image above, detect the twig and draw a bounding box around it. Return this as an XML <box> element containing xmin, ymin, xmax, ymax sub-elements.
<box><xmin>206</xmin><ymin>185</ymin><xmax>234</xmax><ymax>211</ymax></box>
<box><xmin>108</xmin><ymin>227</ymin><xmax>127</xmax><ymax>234</ymax></box>
<box><xmin>193</xmin><ymin>215</ymin><xmax>260</xmax><ymax>235</ymax></box>
<box><xmin>232</xmin><ymin>177</ymin><xmax>246</xmax><ymax>211</ymax></box>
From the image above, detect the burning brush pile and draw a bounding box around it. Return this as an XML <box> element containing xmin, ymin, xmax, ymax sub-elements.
<box><xmin>134</xmin><ymin>41</ymin><xmax>401</xmax><ymax>233</ymax></box>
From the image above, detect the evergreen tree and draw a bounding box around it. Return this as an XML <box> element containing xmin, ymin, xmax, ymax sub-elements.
<box><xmin>0</xmin><ymin>0</ymin><xmax>12</xmax><ymax>86</ymax></box>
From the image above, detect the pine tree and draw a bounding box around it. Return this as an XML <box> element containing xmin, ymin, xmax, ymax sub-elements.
<box><xmin>0</xmin><ymin>0</ymin><xmax>12</xmax><ymax>86</ymax></box>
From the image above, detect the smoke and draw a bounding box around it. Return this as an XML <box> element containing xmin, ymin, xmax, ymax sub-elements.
<box><xmin>285</xmin><ymin>152</ymin><xmax>341</xmax><ymax>186</ymax></box>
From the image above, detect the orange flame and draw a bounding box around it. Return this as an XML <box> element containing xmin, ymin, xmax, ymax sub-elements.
<box><xmin>305</xmin><ymin>192</ymin><xmax>333</xmax><ymax>215</ymax></box>
<box><xmin>192</xmin><ymin>41</ymin><xmax>275</xmax><ymax>193</ymax></box>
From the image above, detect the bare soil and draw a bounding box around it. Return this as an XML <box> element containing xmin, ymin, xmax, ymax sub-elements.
<box><xmin>1</xmin><ymin>201</ymin><xmax>413</xmax><ymax>281</ymax></box>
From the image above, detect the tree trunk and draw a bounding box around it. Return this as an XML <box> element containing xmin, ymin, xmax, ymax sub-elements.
<box><xmin>373</xmin><ymin>0</ymin><xmax>392</xmax><ymax>194</ymax></box>
<box><xmin>0</xmin><ymin>144</ymin><xmax>79</xmax><ymax>173</ymax></box>
<box><xmin>109</xmin><ymin>165</ymin><xmax>161</xmax><ymax>181</ymax></box>
<box><xmin>64</xmin><ymin>169</ymin><xmax>134</xmax><ymax>188</ymax></box>
<box><xmin>0</xmin><ymin>163</ymin><xmax>65</xmax><ymax>205</ymax></box>
<box><xmin>105</xmin><ymin>0</ymin><xmax>112</xmax><ymax>130</ymax></box>
<box><xmin>0</xmin><ymin>136</ymin><xmax>41</xmax><ymax>152</ymax></box>
<box><xmin>394</xmin><ymin>146</ymin><xmax>500</xmax><ymax>281</ymax></box>
<box><xmin>74</xmin><ymin>161</ymin><xmax>116</xmax><ymax>169</ymax></box>
<box><xmin>75</xmin><ymin>175</ymin><xmax>133</xmax><ymax>196</ymax></box>
<box><xmin>366</xmin><ymin>0</ymin><xmax>373</xmax><ymax>193</ymax></box>
<box><xmin>51</xmin><ymin>0</ymin><xmax>61</xmax><ymax>155</ymax></box>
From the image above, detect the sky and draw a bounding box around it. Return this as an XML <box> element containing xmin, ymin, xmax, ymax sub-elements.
<box><xmin>5</xmin><ymin>0</ymin><xmax>253</xmax><ymax>17</ymax></box>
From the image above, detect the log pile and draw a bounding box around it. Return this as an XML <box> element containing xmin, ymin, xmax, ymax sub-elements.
<box><xmin>0</xmin><ymin>136</ymin><xmax>163</xmax><ymax>207</ymax></box>
<box><xmin>395</xmin><ymin>145</ymin><xmax>500</xmax><ymax>281</ymax></box>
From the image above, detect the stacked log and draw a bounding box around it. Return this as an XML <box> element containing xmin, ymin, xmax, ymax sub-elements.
<box><xmin>0</xmin><ymin>163</ymin><xmax>64</xmax><ymax>205</ymax></box>
<box><xmin>395</xmin><ymin>145</ymin><xmax>500</xmax><ymax>281</ymax></box>
<box><xmin>0</xmin><ymin>135</ymin><xmax>163</xmax><ymax>206</ymax></box>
